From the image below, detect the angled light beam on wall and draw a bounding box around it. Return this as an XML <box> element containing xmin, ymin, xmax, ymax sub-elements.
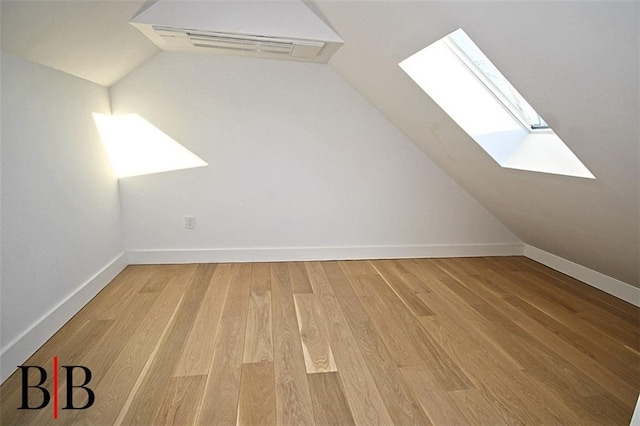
<box><xmin>92</xmin><ymin>113</ymin><xmax>207</xmax><ymax>178</ymax></box>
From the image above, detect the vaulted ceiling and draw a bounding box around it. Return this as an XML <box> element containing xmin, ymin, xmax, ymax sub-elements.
<box><xmin>1</xmin><ymin>1</ymin><xmax>638</xmax><ymax>286</ymax></box>
<box><xmin>0</xmin><ymin>1</ymin><xmax>156</xmax><ymax>86</ymax></box>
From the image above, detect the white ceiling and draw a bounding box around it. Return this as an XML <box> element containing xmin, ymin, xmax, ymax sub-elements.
<box><xmin>0</xmin><ymin>1</ymin><xmax>158</xmax><ymax>86</ymax></box>
<box><xmin>1</xmin><ymin>0</ymin><xmax>638</xmax><ymax>286</ymax></box>
<box><xmin>311</xmin><ymin>1</ymin><xmax>639</xmax><ymax>286</ymax></box>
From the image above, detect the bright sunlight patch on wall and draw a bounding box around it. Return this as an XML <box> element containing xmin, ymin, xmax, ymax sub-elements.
<box><xmin>399</xmin><ymin>29</ymin><xmax>595</xmax><ymax>179</ymax></box>
<box><xmin>93</xmin><ymin>113</ymin><xmax>207</xmax><ymax>178</ymax></box>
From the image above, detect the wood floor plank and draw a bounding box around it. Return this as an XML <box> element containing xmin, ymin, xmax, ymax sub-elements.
<box><xmin>513</xmin><ymin>265</ymin><xmax>639</xmax><ymax>345</ymax></box>
<box><xmin>237</xmin><ymin>361</ymin><xmax>276</xmax><ymax>426</ymax></box>
<box><xmin>484</xmin><ymin>259</ymin><xmax>640</xmax><ymax>383</ymax></box>
<box><xmin>242</xmin><ymin>262</ymin><xmax>273</xmax><ymax>364</ymax></box>
<box><xmin>139</xmin><ymin>265</ymin><xmax>176</xmax><ymax>293</ymax></box>
<box><xmin>449</xmin><ymin>389</ymin><xmax>507</xmax><ymax>426</ymax></box>
<box><xmin>371</xmin><ymin>260</ymin><xmax>434</xmax><ymax>316</ymax></box>
<box><xmin>487</xmin><ymin>260</ymin><xmax>584</xmax><ymax>314</ymax></box>
<box><xmin>406</xmin><ymin>259</ymin><xmax>486</xmax><ymax>307</ymax></box>
<box><xmin>92</xmin><ymin>265</ymin><xmax>157</xmax><ymax>320</ymax></box>
<box><xmin>417</xmin><ymin>314</ymin><xmax>544</xmax><ymax>425</ymax></box>
<box><xmin>576</xmin><ymin>306</ymin><xmax>640</xmax><ymax>348</ymax></box>
<box><xmin>196</xmin><ymin>263</ymin><xmax>252</xmax><ymax>426</ymax></box>
<box><xmin>29</xmin><ymin>272</ymin><xmax>177</xmax><ymax>426</ymax></box>
<box><xmin>250</xmin><ymin>262</ymin><xmax>272</xmax><ymax>294</ymax></box>
<box><xmin>243</xmin><ymin>290</ymin><xmax>273</xmax><ymax>364</ymax></box>
<box><xmin>1</xmin><ymin>257</ymin><xmax>636</xmax><ymax>426</ymax></box>
<box><xmin>28</xmin><ymin>289</ymin><xmax>169</xmax><ymax>424</ymax></box>
<box><xmin>372</xmin><ymin>265</ymin><xmax>474</xmax><ymax>374</ymax></box>
<box><xmin>444</xmin><ymin>282</ymin><xmax>614</xmax><ymax>423</ymax></box>
<box><xmin>430</xmin><ymin>253</ymin><xmax>612</xmax><ymax>404</ymax></box>
<box><xmin>270</xmin><ymin>263</ymin><xmax>316</xmax><ymax>425</ymax></box>
<box><xmin>307</xmin><ymin>372</ymin><xmax>355</xmax><ymax>426</ymax></box>
<box><xmin>470</xmin><ymin>259</ymin><xmax>524</xmax><ymax>297</ymax></box>
<box><xmin>471</xmin><ymin>301</ymin><xmax>606</xmax><ymax>398</ymax></box>
<box><xmin>409</xmin><ymin>260</ymin><xmax>527</xmax><ymax>370</ymax></box>
<box><xmin>400</xmin><ymin>366</ymin><xmax>469</xmax><ymax>425</ymax></box>
<box><xmin>338</xmin><ymin>261</ymin><xmax>424</xmax><ymax>368</ymax></box>
<box><xmin>417</xmin><ymin>292</ymin><xmax>577</xmax><ymax>425</ymax></box>
<box><xmin>349</xmin><ymin>261</ymin><xmax>473</xmax><ymax>391</ymax></box>
<box><xmin>288</xmin><ymin>262</ymin><xmax>314</xmax><ymax>294</ymax></box>
<box><xmin>418</xmin><ymin>288</ymin><xmax>590</xmax><ymax>424</ymax></box>
<box><xmin>65</xmin><ymin>293</ymin><xmax>160</xmax><ymax>396</ymax></box>
<box><xmin>293</xmin><ymin>294</ymin><xmax>337</xmax><ymax>373</ymax></box>
<box><xmin>437</xmin><ymin>257</ymin><xmax>511</xmax><ymax>299</ymax></box>
<box><xmin>582</xmin><ymin>393</ymin><xmax>635</xmax><ymax>425</ymax></box>
<box><xmin>154</xmin><ymin>375</ymin><xmax>206</xmax><ymax>425</ymax></box>
<box><xmin>428</xmin><ymin>258</ymin><xmax>510</xmax><ymax>309</ymax></box>
<box><xmin>504</xmin><ymin>266</ymin><xmax>585</xmax><ymax>314</ymax></box>
<box><xmin>175</xmin><ymin>264</ymin><xmax>232</xmax><ymax>376</ymax></box>
<box><xmin>506</xmin><ymin>296</ymin><xmax>638</xmax><ymax>408</ymax></box>
<box><xmin>71</xmin><ymin>273</ymin><xmax>190</xmax><ymax>426</ymax></box>
<box><xmin>510</xmin><ymin>256</ymin><xmax>639</xmax><ymax>319</ymax></box>
<box><xmin>1</xmin><ymin>318</ymin><xmax>114</xmax><ymax>425</ymax></box>
<box><xmin>314</xmin><ymin>262</ymin><xmax>400</xmax><ymax>425</ymax></box>
<box><xmin>64</xmin><ymin>266</ymin><xmax>137</xmax><ymax>323</ymax></box>
<box><xmin>120</xmin><ymin>264</ymin><xmax>214</xmax><ymax>425</ymax></box>
<box><xmin>377</xmin><ymin>259</ymin><xmax>434</xmax><ymax>293</ymax></box>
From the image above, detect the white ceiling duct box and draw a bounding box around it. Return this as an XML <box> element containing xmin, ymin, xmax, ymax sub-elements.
<box><xmin>130</xmin><ymin>0</ymin><xmax>343</xmax><ymax>63</ymax></box>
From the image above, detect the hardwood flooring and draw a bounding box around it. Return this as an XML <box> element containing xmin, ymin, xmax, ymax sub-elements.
<box><xmin>1</xmin><ymin>257</ymin><xmax>638</xmax><ymax>425</ymax></box>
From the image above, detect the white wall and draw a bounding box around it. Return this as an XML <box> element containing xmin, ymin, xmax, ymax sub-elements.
<box><xmin>110</xmin><ymin>52</ymin><xmax>520</xmax><ymax>262</ymax></box>
<box><xmin>315</xmin><ymin>1</ymin><xmax>639</xmax><ymax>286</ymax></box>
<box><xmin>0</xmin><ymin>52</ymin><xmax>126</xmax><ymax>381</ymax></box>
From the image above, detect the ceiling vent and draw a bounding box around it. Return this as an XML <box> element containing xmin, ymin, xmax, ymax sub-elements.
<box><xmin>153</xmin><ymin>26</ymin><xmax>325</xmax><ymax>59</ymax></box>
<box><xmin>130</xmin><ymin>1</ymin><xmax>343</xmax><ymax>63</ymax></box>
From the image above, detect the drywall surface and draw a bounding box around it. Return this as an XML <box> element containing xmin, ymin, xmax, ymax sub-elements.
<box><xmin>0</xmin><ymin>1</ymin><xmax>158</xmax><ymax>86</ymax></box>
<box><xmin>111</xmin><ymin>52</ymin><xmax>519</xmax><ymax>258</ymax></box>
<box><xmin>314</xmin><ymin>1</ymin><xmax>640</xmax><ymax>286</ymax></box>
<box><xmin>0</xmin><ymin>52</ymin><xmax>124</xmax><ymax>367</ymax></box>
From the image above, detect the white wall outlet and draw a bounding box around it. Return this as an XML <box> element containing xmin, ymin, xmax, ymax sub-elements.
<box><xmin>185</xmin><ymin>216</ymin><xmax>195</xmax><ymax>229</ymax></box>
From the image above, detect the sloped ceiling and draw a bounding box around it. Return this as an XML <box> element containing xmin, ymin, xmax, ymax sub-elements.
<box><xmin>309</xmin><ymin>1</ymin><xmax>639</xmax><ymax>287</ymax></box>
<box><xmin>0</xmin><ymin>1</ymin><xmax>158</xmax><ymax>87</ymax></box>
<box><xmin>1</xmin><ymin>1</ymin><xmax>638</xmax><ymax>286</ymax></box>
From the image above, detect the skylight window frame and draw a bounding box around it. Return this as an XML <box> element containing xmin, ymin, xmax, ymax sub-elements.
<box><xmin>398</xmin><ymin>29</ymin><xmax>595</xmax><ymax>179</ymax></box>
<box><xmin>443</xmin><ymin>35</ymin><xmax>552</xmax><ymax>134</ymax></box>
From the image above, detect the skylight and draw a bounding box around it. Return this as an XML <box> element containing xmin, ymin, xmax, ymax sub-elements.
<box><xmin>446</xmin><ymin>30</ymin><xmax>548</xmax><ymax>131</ymax></box>
<box><xmin>399</xmin><ymin>28</ymin><xmax>595</xmax><ymax>179</ymax></box>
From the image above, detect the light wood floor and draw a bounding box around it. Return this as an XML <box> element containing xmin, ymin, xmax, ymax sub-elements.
<box><xmin>1</xmin><ymin>257</ymin><xmax>638</xmax><ymax>425</ymax></box>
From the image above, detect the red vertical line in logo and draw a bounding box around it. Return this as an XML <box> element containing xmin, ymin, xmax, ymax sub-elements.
<box><xmin>53</xmin><ymin>356</ymin><xmax>59</xmax><ymax>419</ymax></box>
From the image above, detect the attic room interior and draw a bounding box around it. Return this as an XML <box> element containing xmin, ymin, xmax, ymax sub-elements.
<box><xmin>1</xmin><ymin>0</ymin><xmax>638</xmax><ymax>424</ymax></box>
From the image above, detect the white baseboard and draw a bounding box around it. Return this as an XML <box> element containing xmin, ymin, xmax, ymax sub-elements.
<box><xmin>127</xmin><ymin>243</ymin><xmax>525</xmax><ymax>264</ymax></box>
<box><xmin>524</xmin><ymin>245</ymin><xmax>640</xmax><ymax>307</ymax></box>
<box><xmin>0</xmin><ymin>252</ymin><xmax>128</xmax><ymax>383</ymax></box>
<box><xmin>630</xmin><ymin>395</ymin><xmax>640</xmax><ymax>426</ymax></box>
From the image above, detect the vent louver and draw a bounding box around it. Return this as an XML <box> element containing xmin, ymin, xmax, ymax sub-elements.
<box><xmin>153</xmin><ymin>26</ymin><xmax>325</xmax><ymax>59</ymax></box>
<box><xmin>129</xmin><ymin>0</ymin><xmax>343</xmax><ymax>63</ymax></box>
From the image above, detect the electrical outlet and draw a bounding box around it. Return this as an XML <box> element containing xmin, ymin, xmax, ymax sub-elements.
<box><xmin>185</xmin><ymin>216</ymin><xmax>195</xmax><ymax>229</ymax></box>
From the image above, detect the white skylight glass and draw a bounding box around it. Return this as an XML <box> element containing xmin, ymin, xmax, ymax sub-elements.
<box><xmin>399</xmin><ymin>29</ymin><xmax>595</xmax><ymax>179</ymax></box>
<box><xmin>446</xmin><ymin>30</ymin><xmax>549</xmax><ymax>131</ymax></box>
<box><xmin>93</xmin><ymin>113</ymin><xmax>207</xmax><ymax>178</ymax></box>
